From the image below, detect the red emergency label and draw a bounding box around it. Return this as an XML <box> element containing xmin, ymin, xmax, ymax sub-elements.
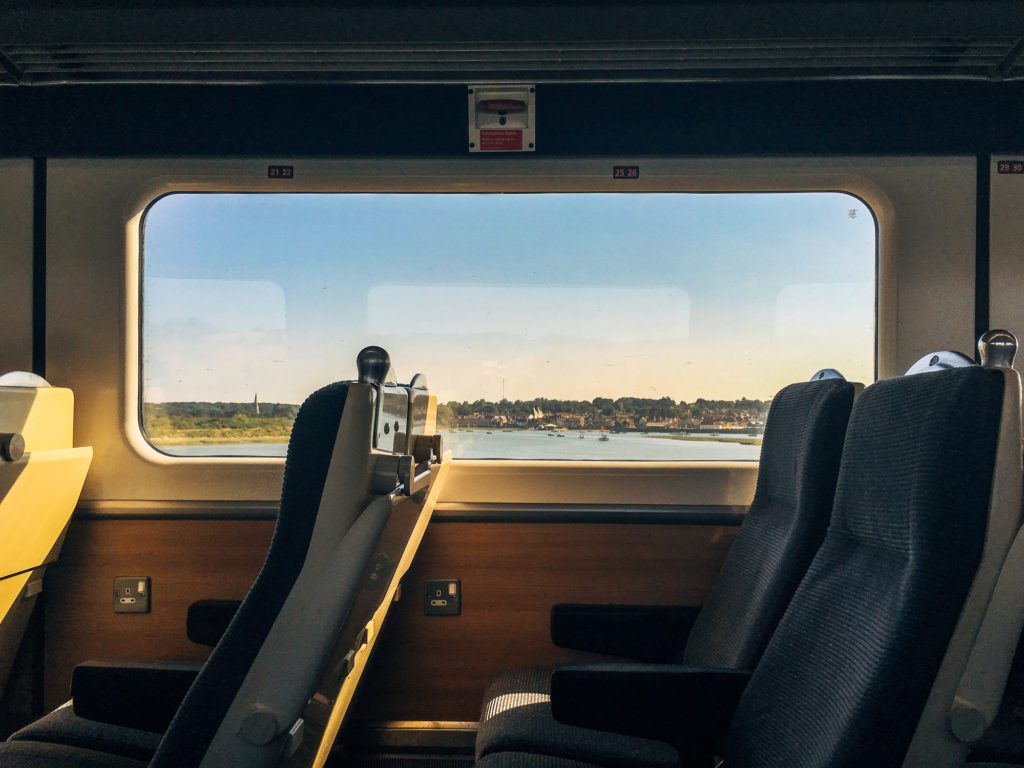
<box><xmin>479</xmin><ymin>129</ymin><xmax>524</xmax><ymax>151</ymax></box>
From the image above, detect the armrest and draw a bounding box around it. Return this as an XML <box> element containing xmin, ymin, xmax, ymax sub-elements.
<box><xmin>186</xmin><ymin>599</ymin><xmax>241</xmax><ymax>647</ymax></box>
<box><xmin>550</xmin><ymin>605</ymin><xmax>701</xmax><ymax>662</ymax></box>
<box><xmin>550</xmin><ymin>663</ymin><xmax>751</xmax><ymax>749</ymax></box>
<box><xmin>72</xmin><ymin>660</ymin><xmax>204</xmax><ymax>733</ymax></box>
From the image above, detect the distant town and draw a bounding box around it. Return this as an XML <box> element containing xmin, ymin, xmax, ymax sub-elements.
<box><xmin>143</xmin><ymin>396</ymin><xmax>769</xmax><ymax>444</ymax></box>
<box><xmin>436</xmin><ymin>397</ymin><xmax>767</xmax><ymax>432</ymax></box>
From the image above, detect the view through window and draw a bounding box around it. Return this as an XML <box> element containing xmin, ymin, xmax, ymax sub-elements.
<box><xmin>141</xmin><ymin>192</ymin><xmax>875</xmax><ymax>459</ymax></box>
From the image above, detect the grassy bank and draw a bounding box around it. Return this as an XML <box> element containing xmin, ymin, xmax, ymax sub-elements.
<box><xmin>143</xmin><ymin>404</ymin><xmax>296</xmax><ymax>445</ymax></box>
<box><xmin>653</xmin><ymin>434</ymin><xmax>763</xmax><ymax>446</ymax></box>
<box><xmin>149</xmin><ymin>433</ymin><xmax>292</xmax><ymax>446</ymax></box>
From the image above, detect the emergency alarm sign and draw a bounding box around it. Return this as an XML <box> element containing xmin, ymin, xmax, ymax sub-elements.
<box><xmin>468</xmin><ymin>84</ymin><xmax>536</xmax><ymax>153</ymax></box>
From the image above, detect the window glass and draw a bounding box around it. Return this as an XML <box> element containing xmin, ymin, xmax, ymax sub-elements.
<box><xmin>141</xmin><ymin>192</ymin><xmax>875</xmax><ymax>459</ymax></box>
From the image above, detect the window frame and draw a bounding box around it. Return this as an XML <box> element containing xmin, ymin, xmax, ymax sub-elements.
<box><xmin>131</xmin><ymin>167</ymin><xmax>880</xmax><ymax>464</ymax></box>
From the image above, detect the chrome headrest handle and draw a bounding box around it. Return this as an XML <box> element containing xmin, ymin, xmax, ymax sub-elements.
<box><xmin>356</xmin><ymin>346</ymin><xmax>391</xmax><ymax>386</ymax></box>
<box><xmin>978</xmin><ymin>329</ymin><xmax>1018</xmax><ymax>369</ymax></box>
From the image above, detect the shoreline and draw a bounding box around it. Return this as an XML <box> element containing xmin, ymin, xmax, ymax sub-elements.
<box><xmin>149</xmin><ymin>431</ymin><xmax>762</xmax><ymax>447</ymax></box>
<box><xmin>149</xmin><ymin>435</ymin><xmax>291</xmax><ymax>446</ymax></box>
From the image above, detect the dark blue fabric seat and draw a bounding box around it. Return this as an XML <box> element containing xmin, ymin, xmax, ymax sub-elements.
<box><xmin>0</xmin><ymin>741</ymin><xmax>147</xmax><ymax>767</ymax></box>
<box><xmin>488</xmin><ymin>365</ymin><xmax>1010</xmax><ymax>768</ymax></box>
<box><xmin>476</xmin><ymin>377</ymin><xmax>856</xmax><ymax>767</ymax></box>
<box><xmin>1</xmin><ymin>381</ymin><xmax>360</xmax><ymax>766</ymax></box>
<box><xmin>724</xmin><ymin>366</ymin><xmax>1004</xmax><ymax>767</ymax></box>
<box><xmin>8</xmin><ymin>704</ymin><xmax>162</xmax><ymax>762</ymax></box>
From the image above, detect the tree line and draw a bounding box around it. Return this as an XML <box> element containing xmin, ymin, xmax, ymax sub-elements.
<box><xmin>142</xmin><ymin>395</ymin><xmax>771</xmax><ymax>440</ymax></box>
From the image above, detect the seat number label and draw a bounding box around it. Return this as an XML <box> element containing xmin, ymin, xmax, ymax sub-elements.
<box><xmin>267</xmin><ymin>165</ymin><xmax>294</xmax><ymax>179</ymax></box>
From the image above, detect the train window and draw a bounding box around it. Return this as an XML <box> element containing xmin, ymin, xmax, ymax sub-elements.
<box><xmin>140</xmin><ymin>192</ymin><xmax>875</xmax><ymax>460</ymax></box>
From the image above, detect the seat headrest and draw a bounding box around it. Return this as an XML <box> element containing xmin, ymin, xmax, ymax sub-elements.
<box><xmin>835</xmin><ymin>365</ymin><xmax>1003</xmax><ymax>556</ymax></box>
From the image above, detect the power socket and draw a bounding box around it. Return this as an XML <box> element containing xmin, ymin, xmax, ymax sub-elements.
<box><xmin>424</xmin><ymin>579</ymin><xmax>461</xmax><ymax>616</ymax></box>
<box><xmin>114</xmin><ymin>576</ymin><xmax>150</xmax><ymax>614</ymax></box>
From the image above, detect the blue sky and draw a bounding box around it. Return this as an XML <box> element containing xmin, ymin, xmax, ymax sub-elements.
<box><xmin>142</xmin><ymin>192</ymin><xmax>876</xmax><ymax>404</ymax></box>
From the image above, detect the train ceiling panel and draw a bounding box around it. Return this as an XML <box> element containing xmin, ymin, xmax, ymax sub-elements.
<box><xmin>0</xmin><ymin>2</ymin><xmax>1022</xmax><ymax>86</ymax></box>
<box><xmin>0</xmin><ymin>38</ymin><xmax>1021</xmax><ymax>85</ymax></box>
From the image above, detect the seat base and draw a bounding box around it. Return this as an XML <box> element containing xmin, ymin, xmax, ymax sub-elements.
<box><xmin>0</xmin><ymin>740</ymin><xmax>148</xmax><ymax>767</ymax></box>
<box><xmin>7</xmin><ymin>702</ymin><xmax>162</xmax><ymax>762</ymax></box>
<box><xmin>476</xmin><ymin>669</ymin><xmax>678</xmax><ymax>768</ymax></box>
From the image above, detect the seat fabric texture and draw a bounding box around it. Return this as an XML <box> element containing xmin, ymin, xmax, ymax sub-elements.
<box><xmin>475</xmin><ymin>668</ymin><xmax>679</xmax><ymax>768</ymax></box>
<box><xmin>3</xmin><ymin>384</ymin><xmax>353</xmax><ymax>765</ymax></box>
<box><xmin>724</xmin><ymin>366</ymin><xmax>1003</xmax><ymax>768</ymax></box>
<box><xmin>476</xmin><ymin>379</ymin><xmax>854</xmax><ymax>765</ymax></box>
<box><xmin>7</xmin><ymin>703</ymin><xmax>161</xmax><ymax>761</ymax></box>
<box><xmin>148</xmin><ymin>382</ymin><xmax>350</xmax><ymax>768</ymax></box>
<box><xmin>0</xmin><ymin>740</ymin><xmax>148</xmax><ymax>767</ymax></box>
<box><xmin>476</xmin><ymin>752</ymin><xmax>603</xmax><ymax>768</ymax></box>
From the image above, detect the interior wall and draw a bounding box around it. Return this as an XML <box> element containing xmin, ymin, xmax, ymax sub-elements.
<box><xmin>989</xmin><ymin>154</ymin><xmax>1024</xmax><ymax>361</ymax></box>
<box><xmin>0</xmin><ymin>159</ymin><xmax>34</xmax><ymax>374</ymax></box>
<box><xmin>38</xmin><ymin>516</ymin><xmax>736</xmax><ymax>718</ymax></box>
<box><xmin>356</xmin><ymin>519</ymin><xmax>737</xmax><ymax>722</ymax></box>
<box><xmin>42</xmin><ymin>156</ymin><xmax>972</xmax><ymax>502</ymax></box>
<box><xmin>41</xmin><ymin>518</ymin><xmax>274</xmax><ymax>709</ymax></box>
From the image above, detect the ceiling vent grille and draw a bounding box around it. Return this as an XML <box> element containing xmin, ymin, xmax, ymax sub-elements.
<box><xmin>0</xmin><ymin>39</ymin><xmax>1020</xmax><ymax>85</ymax></box>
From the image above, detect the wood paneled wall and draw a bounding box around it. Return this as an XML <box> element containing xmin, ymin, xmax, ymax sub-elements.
<box><xmin>42</xmin><ymin>519</ymin><xmax>273</xmax><ymax>709</ymax></box>
<box><xmin>40</xmin><ymin>517</ymin><xmax>735</xmax><ymax>721</ymax></box>
<box><xmin>355</xmin><ymin>521</ymin><xmax>737</xmax><ymax>723</ymax></box>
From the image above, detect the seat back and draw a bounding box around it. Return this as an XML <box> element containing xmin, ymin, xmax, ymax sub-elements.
<box><xmin>904</xmin><ymin>334</ymin><xmax>1023</xmax><ymax>766</ymax></box>
<box><xmin>151</xmin><ymin>349</ymin><xmax>444</xmax><ymax>768</ymax></box>
<box><xmin>151</xmin><ymin>382</ymin><xmax>363</xmax><ymax>768</ymax></box>
<box><xmin>682</xmin><ymin>376</ymin><xmax>855</xmax><ymax>669</ymax></box>
<box><xmin>725</xmin><ymin>364</ymin><xmax>1016</xmax><ymax>768</ymax></box>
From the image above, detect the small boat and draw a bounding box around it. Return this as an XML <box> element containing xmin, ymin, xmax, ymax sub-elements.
<box><xmin>599</xmin><ymin>433</ymin><xmax>610</xmax><ymax>442</ymax></box>
<box><xmin>548</xmin><ymin>432</ymin><xmax>556</xmax><ymax>436</ymax></box>
<box><xmin>579</xmin><ymin>432</ymin><xmax>585</xmax><ymax>439</ymax></box>
<box><xmin>557</xmin><ymin>433</ymin><xmax>565</xmax><ymax>437</ymax></box>
<box><xmin>486</xmin><ymin>431</ymin><xmax>493</xmax><ymax>435</ymax></box>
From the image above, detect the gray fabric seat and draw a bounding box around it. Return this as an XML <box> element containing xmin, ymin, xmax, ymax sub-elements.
<box><xmin>7</xmin><ymin>703</ymin><xmax>161</xmax><ymax>762</ymax></box>
<box><xmin>476</xmin><ymin>377</ymin><xmax>856</xmax><ymax>767</ymax></box>
<box><xmin>479</xmin><ymin>668</ymin><xmax>679</xmax><ymax>768</ymax></box>
<box><xmin>1</xmin><ymin>378</ymin><xmax>387</xmax><ymax>767</ymax></box>
<box><xmin>477</xmin><ymin>754</ymin><xmax>602</xmax><ymax>768</ymax></box>
<box><xmin>477</xmin><ymin>365</ymin><xmax>1015</xmax><ymax>768</ymax></box>
<box><xmin>0</xmin><ymin>741</ymin><xmax>147</xmax><ymax>767</ymax></box>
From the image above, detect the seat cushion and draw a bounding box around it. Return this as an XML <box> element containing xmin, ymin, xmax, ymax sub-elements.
<box><xmin>477</xmin><ymin>751</ymin><xmax>604</xmax><ymax>768</ymax></box>
<box><xmin>0</xmin><ymin>740</ymin><xmax>148</xmax><ymax>767</ymax></box>
<box><xmin>7</xmin><ymin>702</ymin><xmax>162</xmax><ymax>762</ymax></box>
<box><xmin>476</xmin><ymin>669</ymin><xmax>679</xmax><ymax>768</ymax></box>
<box><xmin>474</xmin><ymin>380</ymin><xmax>854</xmax><ymax>768</ymax></box>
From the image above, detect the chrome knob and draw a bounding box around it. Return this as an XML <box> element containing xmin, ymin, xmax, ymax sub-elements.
<box><xmin>978</xmin><ymin>329</ymin><xmax>1018</xmax><ymax>369</ymax></box>
<box><xmin>356</xmin><ymin>346</ymin><xmax>391</xmax><ymax>386</ymax></box>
